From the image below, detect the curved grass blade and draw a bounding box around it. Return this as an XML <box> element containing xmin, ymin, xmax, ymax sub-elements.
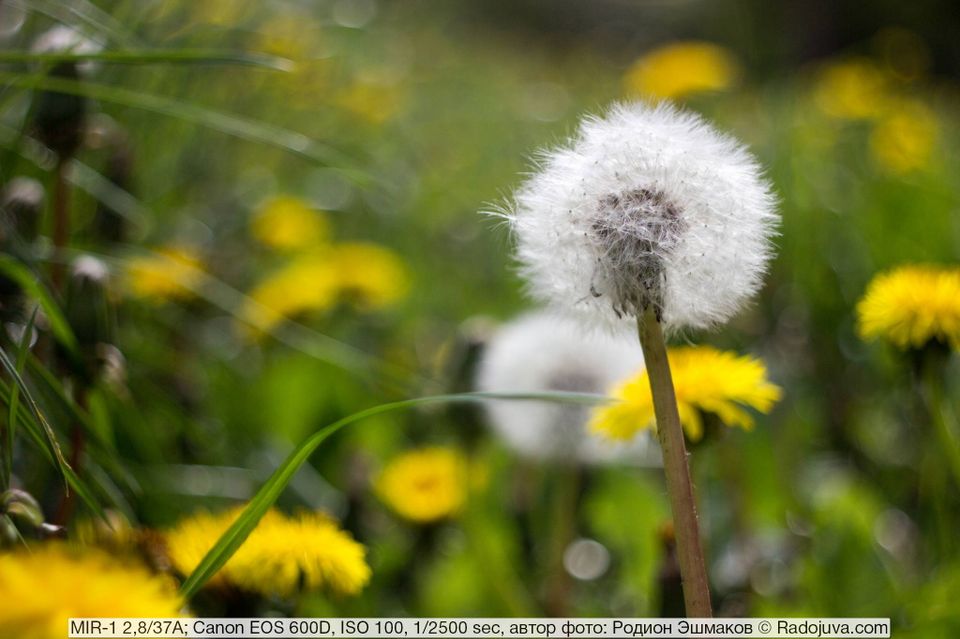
<box><xmin>0</xmin><ymin>256</ymin><xmax>79</xmax><ymax>356</ymax></box>
<box><xmin>0</xmin><ymin>50</ymin><xmax>291</xmax><ymax>70</ymax></box>
<box><xmin>0</xmin><ymin>123</ymin><xmax>149</xmax><ymax>232</ymax></box>
<box><xmin>68</xmin><ymin>161</ymin><xmax>149</xmax><ymax>232</ymax></box>
<box><xmin>3</xmin><ymin>308</ymin><xmax>38</xmax><ymax>489</ymax></box>
<box><xmin>0</xmin><ymin>347</ymin><xmax>69</xmax><ymax>482</ymax></box>
<box><xmin>179</xmin><ymin>390</ymin><xmax>609</xmax><ymax>599</ymax></box>
<box><xmin>11</xmin><ymin>0</ymin><xmax>138</xmax><ymax>48</ymax></box>
<box><xmin>0</xmin><ymin>72</ymin><xmax>364</xmax><ymax>175</ymax></box>
<box><xmin>0</xmin><ymin>379</ymin><xmax>105</xmax><ymax>520</ymax></box>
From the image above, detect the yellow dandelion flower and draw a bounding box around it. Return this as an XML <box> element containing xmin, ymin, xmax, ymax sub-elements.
<box><xmin>254</xmin><ymin>13</ymin><xmax>315</xmax><ymax>61</ymax></box>
<box><xmin>869</xmin><ymin>99</ymin><xmax>938</xmax><ymax>174</ymax></box>
<box><xmin>813</xmin><ymin>58</ymin><xmax>892</xmax><ymax>120</ymax></box>
<box><xmin>590</xmin><ymin>346</ymin><xmax>781</xmax><ymax>442</ymax></box>
<box><xmin>73</xmin><ymin>509</ymin><xmax>136</xmax><ymax>551</ymax></box>
<box><xmin>329</xmin><ymin>243</ymin><xmax>410</xmax><ymax>310</ymax></box>
<box><xmin>251</xmin><ymin>196</ymin><xmax>329</xmax><ymax>251</ymax></box>
<box><xmin>124</xmin><ymin>246</ymin><xmax>204</xmax><ymax>302</ymax></box>
<box><xmin>623</xmin><ymin>42</ymin><xmax>739</xmax><ymax>100</ymax></box>
<box><xmin>165</xmin><ymin>507</ymin><xmax>370</xmax><ymax>598</ymax></box>
<box><xmin>335</xmin><ymin>82</ymin><xmax>404</xmax><ymax>125</ymax></box>
<box><xmin>0</xmin><ymin>544</ymin><xmax>183</xmax><ymax>639</ymax></box>
<box><xmin>377</xmin><ymin>447</ymin><xmax>468</xmax><ymax>523</ymax></box>
<box><xmin>241</xmin><ymin>253</ymin><xmax>340</xmax><ymax>332</ymax></box>
<box><xmin>857</xmin><ymin>265</ymin><xmax>960</xmax><ymax>350</ymax></box>
<box><xmin>239</xmin><ymin>243</ymin><xmax>408</xmax><ymax>336</ymax></box>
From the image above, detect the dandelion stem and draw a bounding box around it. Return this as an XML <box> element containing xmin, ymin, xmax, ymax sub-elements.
<box><xmin>637</xmin><ymin>307</ymin><xmax>712</xmax><ymax>617</ymax></box>
<box><xmin>921</xmin><ymin>362</ymin><xmax>960</xmax><ymax>491</ymax></box>
<box><xmin>51</xmin><ymin>156</ymin><xmax>71</xmax><ymax>292</ymax></box>
<box><xmin>545</xmin><ymin>467</ymin><xmax>581</xmax><ymax>616</ymax></box>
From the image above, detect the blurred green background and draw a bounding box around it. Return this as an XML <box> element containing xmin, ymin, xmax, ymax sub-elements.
<box><xmin>1</xmin><ymin>0</ymin><xmax>959</xmax><ymax>635</ymax></box>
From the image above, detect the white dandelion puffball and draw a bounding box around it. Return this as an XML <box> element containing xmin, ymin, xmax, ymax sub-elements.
<box><xmin>476</xmin><ymin>311</ymin><xmax>660</xmax><ymax>465</ymax></box>
<box><xmin>504</xmin><ymin>101</ymin><xmax>778</xmax><ymax>332</ymax></box>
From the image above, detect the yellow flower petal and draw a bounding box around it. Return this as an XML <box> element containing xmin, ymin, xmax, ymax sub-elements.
<box><xmin>377</xmin><ymin>447</ymin><xmax>468</xmax><ymax>523</ymax></box>
<box><xmin>591</xmin><ymin>346</ymin><xmax>781</xmax><ymax>441</ymax></box>
<box><xmin>869</xmin><ymin>99</ymin><xmax>938</xmax><ymax>174</ymax></box>
<box><xmin>165</xmin><ymin>506</ymin><xmax>369</xmax><ymax>598</ymax></box>
<box><xmin>624</xmin><ymin>42</ymin><xmax>739</xmax><ymax>100</ymax></box>
<box><xmin>251</xmin><ymin>196</ymin><xmax>329</xmax><ymax>251</ymax></box>
<box><xmin>124</xmin><ymin>247</ymin><xmax>204</xmax><ymax>303</ymax></box>
<box><xmin>857</xmin><ymin>265</ymin><xmax>960</xmax><ymax>350</ymax></box>
<box><xmin>813</xmin><ymin>58</ymin><xmax>892</xmax><ymax>120</ymax></box>
<box><xmin>0</xmin><ymin>544</ymin><xmax>183</xmax><ymax>639</ymax></box>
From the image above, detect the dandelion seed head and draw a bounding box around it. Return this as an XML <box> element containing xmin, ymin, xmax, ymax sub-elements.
<box><xmin>31</xmin><ymin>25</ymin><xmax>103</xmax><ymax>56</ymax></box>
<box><xmin>501</xmin><ymin>101</ymin><xmax>778</xmax><ymax>332</ymax></box>
<box><xmin>476</xmin><ymin>310</ymin><xmax>659</xmax><ymax>465</ymax></box>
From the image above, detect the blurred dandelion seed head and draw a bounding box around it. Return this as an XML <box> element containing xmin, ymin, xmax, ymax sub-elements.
<box><xmin>0</xmin><ymin>544</ymin><xmax>183</xmax><ymax>638</ymax></box>
<box><xmin>165</xmin><ymin>507</ymin><xmax>370</xmax><ymax>598</ymax></box>
<box><xmin>476</xmin><ymin>311</ymin><xmax>659</xmax><ymax>465</ymax></box>
<box><xmin>376</xmin><ymin>447</ymin><xmax>468</xmax><ymax>523</ymax></box>
<box><xmin>624</xmin><ymin>41</ymin><xmax>739</xmax><ymax>100</ymax></box>
<box><xmin>857</xmin><ymin>265</ymin><xmax>960</xmax><ymax>350</ymax></box>
<box><xmin>503</xmin><ymin>102</ymin><xmax>778</xmax><ymax>332</ymax></box>
<box><xmin>590</xmin><ymin>345</ymin><xmax>781</xmax><ymax>441</ymax></box>
<box><xmin>31</xmin><ymin>25</ymin><xmax>104</xmax><ymax>56</ymax></box>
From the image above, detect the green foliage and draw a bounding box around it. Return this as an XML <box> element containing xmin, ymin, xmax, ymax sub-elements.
<box><xmin>0</xmin><ymin>0</ymin><xmax>958</xmax><ymax>627</ymax></box>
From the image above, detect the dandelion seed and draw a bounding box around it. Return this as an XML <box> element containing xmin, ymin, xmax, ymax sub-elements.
<box><xmin>590</xmin><ymin>346</ymin><xmax>781</xmax><ymax>442</ymax></box>
<box><xmin>376</xmin><ymin>447</ymin><xmax>468</xmax><ymax>523</ymax></box>
<box><xmin>501</xmin><ymin>101</ymin><xmax>777</xmax><ymax>332</ymax></box>
<box><xmin>857</xmin><ymin>265</ymin><xmax>960</xmax><ymax>350</ymax></box>
<box><xmin>0</xmin><ymin>544</ymin><xmax>183</xmax><ymax>638</ymax></box>
<box><xmin>165</xmin><ymin>507</ymin><xmax>370</xmax><ymax>598</ymax></box>
<box><xmin>476</xmin><ymin>310</ymin><xmax>658</xmax><ymax>464</ymax></box>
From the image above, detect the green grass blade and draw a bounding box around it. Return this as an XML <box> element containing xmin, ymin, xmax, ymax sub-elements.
<box><xmin>0</xmin><ymin>346</ymin><xmax>70</xmax><ymax>484</ymax></box>
<box><xmin>0</xmin><ymin>378</ymin><xmax>107</xmax><ymax>520</ymax></box>
<box><xmin>0</xmin><ymin>123</ymin><xmax>149</xmax><ymax>232</ymax></box>
<box><xmin>67</xmin><ymin>160</ymin><xmax>149</xmax><ymax>232</ymax></box>
<box><xmin>178</xmin><ymin>390</ymin><xmax>608</xmax><ymax>599</ymax></box>
<box><xmin>0</xmin><ymin>257</ymin><xmax>79</xmax><ymax>357</ymax></box>
<box><xmin>0</xmin><ymin>71</ymin><xmax>362</xmax><ymax>173</ymax></box>
<box><xmin>3</xmin><ymin>308</ymin><xmax>38</xmax><ymax>489</ymax></box>
<box><xmin>0</xmin><ymin>50</ymin><xmax>292</xmax><ymax>70</ymax></box>
<box><xmin>13</xmin><ymin>0</ymin><xmax>138</xmax><ymax>47</ymax></box>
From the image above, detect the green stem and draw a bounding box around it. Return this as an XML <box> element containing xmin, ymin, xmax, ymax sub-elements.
<box><xmin>921</xmin><ymin>363</ymin><xmax>960</xmax><ymax>490</ymax></box>
<box><xmin>51</xmin><ymin>156</ymin><xmax>71</xmax><ymax>292</ymax></box>
<box><xmin>637</xmin><ymin>308</ymin><xmax>712</xmax><ymax>617</ymax></box>
<box><xmin>544</xmin><ymin>466</ymin><xmax>581</xmax><ymax>616</ymax></box>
